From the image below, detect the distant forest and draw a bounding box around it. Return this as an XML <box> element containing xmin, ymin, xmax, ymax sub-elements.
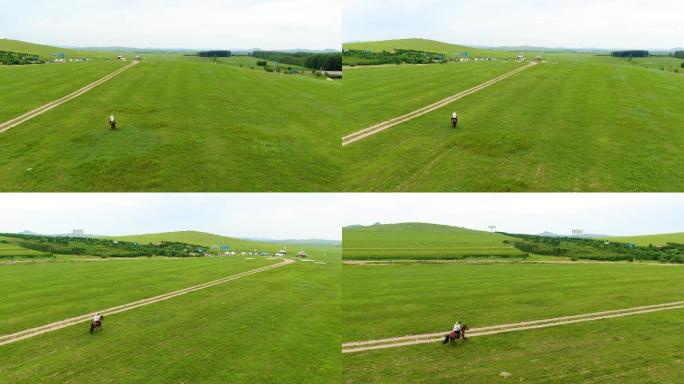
<box><xmin>0</xmin><ymin>51</ymin><xmax>44</xmax><ymax>65</ymax></box>
<box><xmin>198</xmin><ymin>50</ymin><xmax>232</xmax><ymax>57</ymax></box>
<box><xmin>251</xmin><ymin>51</ymin><xmax>342</xmax><ymax>71</ymax></box>
<box><xmin>674</xmin><ymin>51</ymin><xmax>684</xmax><ymax>59</ymax></box>
<box><xmin>343</xmin><ymin>49</ymin><xmax>447</xmax><ymax>66</ymax></box>
<box><xmin>611</xmin><ymin>50</ymin><xmax>649</xmax><ymax>58</ymax></box>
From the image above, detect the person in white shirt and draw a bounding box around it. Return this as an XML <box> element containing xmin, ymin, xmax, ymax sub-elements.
<box><xmin>451</xmin><ymin>112</ymin><xmax>458</xmax><ymax>128</ymax></box>
<box><xmin>454</xmin><ymin>321</ymin><xmax>461</xmax><ymax>337</ymax></box>
<box><xmin>93</xmin><ymin>312</ymin><xmax>102</xmax><ymax>324</ymax></box>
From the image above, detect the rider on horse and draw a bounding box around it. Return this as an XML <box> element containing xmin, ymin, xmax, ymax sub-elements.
<box><xmin>109</xmin><ymin>114</ymin><xmax>116</xmax><ymax>130</ymax></box>
<box><xmin>451</xmin><ymin>112</ymin><xmax>458</xmax><ymax>128</ymax></box>
<box><xmin>93</xmin><ymin>312</ymin><xmax>103</xmax><ymax>326</ymax></box>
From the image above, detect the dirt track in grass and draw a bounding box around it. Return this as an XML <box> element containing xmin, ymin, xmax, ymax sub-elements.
<box><xmin>342</xmin><ymin>300</ymin><xmax>684</xmax><ymax>353</ymax></box>
<box><xmin>0</xmin><ymin>258</ymin><xmax>293</xmax><ymax>347</ymax></box>
<box><xmin>0</xmin><ymin>60</ymin><xmax>139</xmax><ymax>134</ymax></box>
<box><xmin>341</xmin><ymin>61</ymin><xmax>537</xmax><ymax>146</ymax></box>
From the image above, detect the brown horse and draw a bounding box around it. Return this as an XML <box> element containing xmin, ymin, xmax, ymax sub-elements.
<box><xmin>90</xmin><ymin>316</ymin><xmax>104</xmax><ymax>334</ymax></box>
<box><xmin>442</xmin><ymin>325</ymin><xmax>469</xmax><ymax>345</ymax></box>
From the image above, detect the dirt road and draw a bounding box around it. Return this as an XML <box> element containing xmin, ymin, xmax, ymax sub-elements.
<box><xmin>0</xmin><ymin>258</ymin><xmax>293</xmax><ymax>347</ymax></box>
<box><xmin>342</xmin><ymin>300</ymin><xmax>684</xmax><ymax>353</ymax></box>
<box><xmin>341</xmin><ymin>61</ymin><xmax>537</xmax><ymax>146</ymax></box>
<box><xmin>0</xmin><ymin>60</ymin><xmax>139</xmax><ymax>134</ymax></box>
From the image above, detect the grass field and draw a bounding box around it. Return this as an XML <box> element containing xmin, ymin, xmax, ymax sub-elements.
<box><xmin>604</xmin><ymin>231</ymin><xmax>684</xmax><ymax>246</ymax></box>
<box><xmin>0</xmin><ymin>41</ymin><xmax>340</xmax><ymax>192</ymax></box>
<box><xmin>343</xmin><ymin>223</ymin><xmax>522</xmax><ymax>259</ymax></box>
<box><xmin>341</xmin><ymin>40</ymin><xmax>684</xmax><ymax>192</ymax></box>
<box><xmin>0</xmin><ymin>246</ymin><xmax>340</xmax><ymax>383</ymax></box>
<box><xmin>0</xmin><ymin>60</ymin><xmax>127</xmax><ymax>122</ymax></box>
<box><xmin>342</xmin><ymin>262</ymin><xmax>684</xmax><ymax>383</ymax></box>
<box><xmin>0</xmin><ymin>236</ymin><xmax>49</xmax><ymax>258</ymax></box>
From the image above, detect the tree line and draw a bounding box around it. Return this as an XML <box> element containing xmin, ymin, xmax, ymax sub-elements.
<box><xmin>343</xmin><ymin>49</ymin><xmax>448</xmax><ymax>66</ymax></box>
<box><xmin>674</xmin><ymin>51</ymin><xmax>684</xmax><ymax>59</ymax></box>
<box><xmin>251</xmin><ymin>51</ymin><xmax>342</xmax><ymax>71</ymax></box>
<box><xmin>197</xmin><ymin>50</ymin><xmax>232</xmax><ymax>57</ymax></box>
<box><xmin>611</xmin><ymin>50</ymin><xmax>649</xmax><ymax>58</ymax></box>
<box><xmin>1</xmin><ymin>233</ymin><xmax>205</xmax><ymax>258</ymax></box>
<box><xmin>503</xmin><ymin>233</ymin><xmax>683</xmax><ymax>263</ymax></box>
<box><xmin>0</xmin><ymin>51</ymin><xmax>44</xmax><ymax>65</ymax></box>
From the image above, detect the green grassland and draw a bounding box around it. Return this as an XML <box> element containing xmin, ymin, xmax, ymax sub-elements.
<box><xmin>343</xmin><ymin>38</ymin><xmax>516</xmax><ymax>59</ymax></box>
<box><xmin>0</xmin><ymin>51</ymin><xmax>340</xmax><ymax>191</ymax></box>
<box><xmin>342</xmin><ymin>262</ymin><xmax>684</xmax><ymax>383</ymax></box>
<box><xmin>342</xmin><ymin>40</ymin><xmax>684</xmax><ymax>192</ymax></box>
<box><xmin>343</xmin><ymin>223</ymin><xmax>522</xmax><ymax>259</ymax></box>
<box><xmin>604</xmin><ymin>231</ymin><xmax>684</xmax><ymax>246</ymax></box>
<box><xmin>0</xmin><ymin>247</ymin><xmax>340</xmax><ymax>383</ymax></box>
<box><xmin>0</xmin><ymin>60</ymin><xmax>127</xmax><ymax>121</ymax></box>
<box><xmin>342</xmin><ymin>61</ymin><xmax>525</xmax><ymax>135</ymax></box>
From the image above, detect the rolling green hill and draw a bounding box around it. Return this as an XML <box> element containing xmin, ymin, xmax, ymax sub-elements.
<box><xmin>604</xmin><ymin>232</ymin><xmax>684</xmax><ymax>246</ymax></box>
<box><xmin>0</xmin><ymin>39</ymin><xmax>115</xmax><ymax>59</ymax></box>
<box><xmin>111</xmin><ymin>230</ymin><xmax>336</xmax><ymax>253</ymax></box>
<box><xmin>343</xmin><ymin>223</ymin><xmax>522</xmax><ymax>259</ymax></box>
<box><xmin>343</xmin><ymin>38</ymin><xmax>516</xmax><ymax>59</ymax></box>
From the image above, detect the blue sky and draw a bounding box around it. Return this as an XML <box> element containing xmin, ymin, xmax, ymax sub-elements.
<box><xmin>0</xmin><ymin>194</ymin><xmax>343</xmax><ymax>240</ymax></box>
<box><xmin>0</xmin><ymin>0</ymin><xmax>341</xmax><ymax>50</ymax></box>
<box><xmin>344</xmin><ymin>0</ymin><xmax>683</xmax><ymax>49</ymax></box>
<box><xmin>341</xmin><ymin>194</ymin><xmax>684</xmax><ymax>236</ymax></box>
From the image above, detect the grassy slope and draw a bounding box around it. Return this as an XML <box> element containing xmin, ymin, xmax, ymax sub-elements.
<box><xmin>0</xmin><ymin>248</ymin><xmax>340</xmax><ymax>383</ymax></box>
<box><xmin>0</xmin><ymin>39</ymin><xmax>117</xmax><ymax>59</ymax></box>
<box><xmin>112</xmin><ymin>231</ymin><xmax>287</xmax><ymax>250</ymax></box>
<box><xmin>0</xmin><ymin>236</ymin><xmax>47</xmax><ymax>257</ymax></box>
<box><xmin>344</xmin><ymin>308</ymin><xmax>684</xmax><ymax>384</ymax></box>
<box><xmin>604</xmin><ymin>232</ymin><xmax>684</xmax><ymax>246</ymax></box>
<box><xmin>343</xmin><ymin>223</ymin><xmax>520</xmax><ymax>259</ymax></box>
<box><xmin>343</xmin><ymin>38</ymin><xmax>516</xmax><ymax>59</ymax></box>
<box><xmin>342</xmin><ymin>61</ymin><xmax>525</xmax><ymax>135</ymax></box>
<box><xmin>0</xmin><ymin>256</ymin><xmax>278</xmax><ymax>334</ymax></box>
<box><xmin>0</xmin><ymin>60</ymin><xmax>127</xmax><ymax>121</ymax></box>
<box><xmin>0</xmin><ymin>55</ymin><xmax>340</xmax><ymax>191</ymax></box>
<box><xmin>342</xmin><ymin>54</ymin><xmax>684</xmax><ymax>191</ymax></box>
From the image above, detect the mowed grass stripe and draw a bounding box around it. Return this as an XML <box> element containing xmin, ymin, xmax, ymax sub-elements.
<box><xmin>342</xmin><ymin>62</ymin><xmax>537</xmax><ymax>145</ymax></box>
<box><xmin>0</xmin><ymin>259</ymin><xmax>293</xmax><ymax>346</ymax></box>
<box><xmin>0</xmin><ymin>61</ymin><xmax>139</xmax><ymax>133</ymax></box>
<box><xmin>342</xmin><ymin>300</ymin><xmax>684</xmax><ymax>353</ymax></box>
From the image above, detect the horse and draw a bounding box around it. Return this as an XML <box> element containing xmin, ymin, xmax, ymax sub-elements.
<box><xmin>110</xmin><ymin>120</ymin><xmax>116</xmax><ymax>130</ymax></box>
<box><xmin>90</xmin><ymin>317</ymin><xmax>104</xmax><ymax>334</ymax></box>
<box><xmin>451</xmin><ymin>117</ymin><xmax>458</xmax><ymax>128</ymax></box>
<box><xmin>442</xmin><ymin>325</ymin><xmax>469</xmax><ymax>345</ymax></box>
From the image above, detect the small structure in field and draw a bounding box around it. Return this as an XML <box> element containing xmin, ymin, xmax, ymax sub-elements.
<box><xmin>296</xmin><ymin>250</ymin><xmax>308</xmax><ymax>258</ymax></box>
<box><xmin>516</xmin><ymin>53</ymin><xmax>525</xmax><ymax>62</ymax></box>
<box><xmin>323</xmin><ymin>70</ymin><xmax>342</xmax><ymax>79</ymax></box>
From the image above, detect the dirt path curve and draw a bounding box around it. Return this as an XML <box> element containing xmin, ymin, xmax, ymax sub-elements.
<box><xmin>342</xmin><ymin>300</ymin><xmax>684</xmax><ymax>353</ymax></box>
<box><xmin>341</xmin><ymin>61</ymin><xmax>537</xmax><ymax>146</ymax></box>
<box><xmin>0</xmin><ymin>258</ymin><xmax>293</xmax><ymax>347</ymax></box>
<box><xmin>0</xmin><ymin>60</ymin><xmax>139</xmax><ymax>134</ymax></box>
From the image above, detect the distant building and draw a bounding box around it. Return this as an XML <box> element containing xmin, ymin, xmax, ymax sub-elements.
<box><xmin>297</xmin><ymin>250</ymin><xmax>308</xmax><ymax>258</ymax></box>
<box><xmin>73</xmin><ymin>229</ymin><xmax>85</xmax><ymax>235</ymax></box>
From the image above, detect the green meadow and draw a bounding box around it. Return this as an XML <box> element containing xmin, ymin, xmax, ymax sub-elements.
<box><xmin>0</xmin><ymin>241</ymin><xmax>341</xmax><ymax>383</ymax></box>
<box><xmin>343</xmin><ymin>223</ymin><xmax>522</xmax><ymax>259</ymax></box>
<box><xmin>342</xmin><ymin>39</ymin><xmax>684</xmax><ymax>192</ymax></box>
<box><xmin>344</xmin><ymin>38</ymin><xmax>515</xmax><ymax>59</ymax></box>
<box><xmin>342</xmin><ymin>262</ymin><xmax>684</xmax><ymax>383</ymax></box>
<box><xmin>0</xmin><ymin>41</ymin><xmax>340</xmax><ymax>192</ymax></box>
